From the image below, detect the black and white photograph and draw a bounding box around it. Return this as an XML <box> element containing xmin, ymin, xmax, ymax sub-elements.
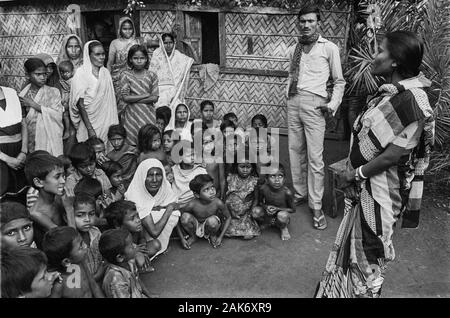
<box><xmin>0</xmin><ymin>0</ymin><xmax>448</xmax><ymax>301</ymax></box>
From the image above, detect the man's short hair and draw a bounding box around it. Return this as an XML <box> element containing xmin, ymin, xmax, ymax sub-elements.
<box><xmin>104</xmin><ymin>200</ymin><xmax>136</xmax><ymax>228</ymax></box>
<box><xmin>189</xmin><ymin>174</ymin><xmax>214</xmax><ymax>194</ymax></box>
<box><xmin>1</xmin><ymin>247</ymin><xmax>48</xmax><ymax>298</ymax></box>
<box><xmin>24</xmin><ymin>152</ymin><xmax>63</xmax><ymax>186</ymax></box>
<box><xmin>42</xmin><ymin>226</ymin><xmax>79</xmax><ymax>271</ymax></box>
<box><xmin>298</xmin><ymin>4</ymin><xmax>321</xmax><ymax>21</ymax></box>
<box><xmin>99</xmin><ymin>229</ymin><xmax>130</xmax><ymax>264</ymax></box>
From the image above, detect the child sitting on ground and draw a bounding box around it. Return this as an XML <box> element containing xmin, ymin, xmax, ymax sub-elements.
<box><xmin>73</xmin><ymin>193</ymin><xmax>106</xmax><ymax>281</ymax></box>
<box><xmin>42</xmin><ymin>226</ymin><xmax>105</xmax><ymax>298</ymax></box>
<box><xmin>102</xmin><ymin>161</ymin><xmax>126</xmax><ymax>202</ymax></box>
<box><xmin>99</xmin><ymin>229</ymin><xmax>153</xmax><ymax>298</ymax></box>
<box><xmin>24</xmin><ymin>152</ymin><xmax>67</xmax><ymax>248</ymax></box>
<box><xmin>253</xmin><ymin>164</ymin><xmax>294</xmax><ymax>241</ymax></box>
<box><xmin>162</xmin><ymin>130</ymin><xmax>175</xmax><ymax>165</ymax></box>
<box><xmin>104</xmin><ymin>200</ymin><xmax>161</xmax><ymax>273</ymax></box>
<box><xmin>156</xmin><ymin>105</ymin><xmax>171</xmax><ymax>133</ymax></box>
<box><xmin>137</xmin><ymin>123</ymin><xmax>165</xmax><ymax>164</ymax></box>
<box><xmin>224</xmin><ymin>150</ymin><xmax>261</xmax><ymax>240</ymax></box>
<box><xmin>0</xmin><ymin>201</ymin><xmax>36</xmax><ymax>249</ymax></box>
<box><xmin>1</xmin><ymin>246</ymin><xmax>62</xmax><ymax>298</ymax></box>
<box><xmin>66</xmin><ymin>142</ymin><xmax>112</xmax><ymax>201</ymax></box>
<box><xmin>107</xmin><ymin>124</ymin><xmax>138</xmax><ymax>189</ymax></box>
<box><xmin>86</xmin><ymin>137</ymin><xmax>110</xmax><ymax>169</ymax></box>
<box><xmin>171</xmin><ymin>141</ymin><xmax>207</xmax><ymax>207</ymax></box>
<box><xmin>179</xmin><ymin>174</ymin><xmax>231</xmax><ymax>249</ymax></box>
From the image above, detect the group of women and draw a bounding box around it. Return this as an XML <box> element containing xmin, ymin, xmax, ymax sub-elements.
<box><xmin>0</xmin><ymin>20</ymin><xmax>435</xmax><ymax>298</ymax></box>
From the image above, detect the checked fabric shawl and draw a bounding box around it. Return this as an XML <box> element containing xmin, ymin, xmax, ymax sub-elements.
<box><xmin>315</xmin><ymin>73</ymin><xmax>434</xmax><ymax>298</ymax></box>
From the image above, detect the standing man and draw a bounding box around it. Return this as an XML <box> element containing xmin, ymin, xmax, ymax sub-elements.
<box><xmin>287</xmin><ymin>5</ymin><xmax>345</xmax><ymax>230</ymax></box>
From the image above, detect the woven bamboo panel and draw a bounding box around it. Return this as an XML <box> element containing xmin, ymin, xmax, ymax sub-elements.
<box><xmin>1</xmin><ymin>76</ymin><xmax>27</xmax><ymax>92</ymax></box>
<box><xmin>140</xmin><ymin>10</ymin><xmax>176</xmax><ymax>41</ymax></box>
<box><xmin>0</xmin><ymin>14</ymin><xmax>68</xmax><ymax>36</ymax></box>
<box><xmin>186</xmin><ymin>71</ymin><xmax>288</xmax><ymax>127</ymax></box>
<box><xmin>0</xmin><ymin>0</ymin><xmax>124</xmax><ymax>13</ymax></box>
<box><xmin>0</xmin><ymin>35</ymin><xmax>66</xmax><ymax>57</ymax></box>
<box><xmin>224</xmin><ymin>11</ymin><xmax>349</xmax><ymax>71</ymax></box>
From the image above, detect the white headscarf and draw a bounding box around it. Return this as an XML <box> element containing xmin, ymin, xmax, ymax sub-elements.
<box><xmin>69</xmin><ymin>41</ymin><xmax>118</xmax><ymax>143</ymax></box>
<box><xmin>165</xmin><ymin>102</ymin><xmax>192</xmax><ymax>141</ymax></box>
<box><xmin>125</xmin><ymin>158</ymin><xmax>178</xmax><ymax>219</ymax></box>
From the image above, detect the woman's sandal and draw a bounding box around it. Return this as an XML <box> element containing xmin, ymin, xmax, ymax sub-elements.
<box><xmin>313</xmin><ymin>212</ymin><xmax>327</xmax><ymax>230</ymax></box>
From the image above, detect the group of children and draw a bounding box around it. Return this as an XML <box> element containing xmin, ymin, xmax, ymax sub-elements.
<box><xmin>1</xmin><ymin>26</ymin><xmax>296</xmax><ymax>297</ymax></box>
<box><xmin>1</xmin><ymin>101</ymin><xmax>296</xmax><ymax>297</ymax></box>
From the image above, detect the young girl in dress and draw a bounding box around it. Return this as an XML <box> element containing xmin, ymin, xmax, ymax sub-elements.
<box><xmin>19</xmin><ymin>58</ymin><xmax>64</xmax><ymax>156</ymax></box>
<box><xmin>120</xmin><ymin>44</ymin><xmax>159</xmax><ymax>146</ymax></box>
<box><xmin>137</xmin><ymin>124</ymin><xmax>165</xmax><ymax>164</ymax></box>
<box><xmin>224</xmin><ymin>150</ymin><xmax>261</xmax><ymax>239</ymax></box>
<box><xmin>107</xmin><ymin>17</ymin><xmax>140</xmax><ymax>103</ymax></box>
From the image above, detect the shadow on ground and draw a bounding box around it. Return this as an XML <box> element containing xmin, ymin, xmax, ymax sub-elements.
<box><xmin>141</xmin><ymin>137</ymin><xmax>450</xmax><ymax>298</ymax></box>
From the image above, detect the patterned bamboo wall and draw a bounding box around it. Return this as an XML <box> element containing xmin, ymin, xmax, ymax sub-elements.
<box><xmin>0</xmin><ymin>2</ymin><xmax>350</xmax><ymax>131</ymax></box>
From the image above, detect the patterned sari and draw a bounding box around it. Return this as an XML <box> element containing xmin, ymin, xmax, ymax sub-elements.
<box><xmin>316</xmin><ymin>74</ymin><xmax>434</xmax><ymax>298</ymax></box>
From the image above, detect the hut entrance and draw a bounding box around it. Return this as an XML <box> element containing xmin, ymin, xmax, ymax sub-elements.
<box><xmin>183</xmin><ymin>12</ymin><xmax>220</xmax><ymax>65</ymax></box>
<box><xmin>82</xmin><ymin>11</ymin><xmax>140</xmax><ymax>66</ymax></box>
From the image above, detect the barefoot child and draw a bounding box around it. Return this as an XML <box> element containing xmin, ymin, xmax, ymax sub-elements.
<box><xmin>104</xmin><ymin>200</ymin><xmax>162</xmax><ymax>273</ymax></box>
<box><xmin>180</xmin><ymin>174</ymin><xmax>231</xmax><ymax>249</ymax></box>
<box><xmin>24</xmin><ymin>153</ymin><xmax>67</xmax><ymax>248</ymax></box>
<box><xmin>137</xmin><ymin>123</ymin><xmax>165</xmax><ymax>164</ymax></box>
<box><xmin>1</xmin><ymin>247</ymin><xmax>62</xmax><ymax>298</ymax></box>
<box><xmin>224</xmin><ymin>152</ymin><xmax>261</xmax><ymax>239</ymax></box>
<box><xmin>73</xmin><ymin>193</ymin><xmax>105</xmax><ymax>281</ymax></box>
<box><xmin>99</xmin><ymin>229</ymin><xmax>153</xmax><ymax>298</ymax></box>
<box><xmin>254</xmin><ymin>164</ymin><xmax>294</xmax><ymax>241</ymax></box>
<box><xmin>0</xmin><ymin>201</ymin><xmax>35</xmax><ymax>249</ymax></box>
<box><xmin>42</xmin><ymin>226</ymin><xmax>105</xmax><ymax>297</ymax></box>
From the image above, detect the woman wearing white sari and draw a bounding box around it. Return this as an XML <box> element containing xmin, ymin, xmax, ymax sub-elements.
<box><xmin>149</xmin><ymin>33</ymin><xmax>194</xmax><ymax>110</ymax></box>
<box><xmin>125</xmin><ymin>158</ymin><xmax>181</xmax><ymax>259</ymax></box>
<box><xmin>69</xmin><ymin>41</ymin><xmax>118</xmax><ymax>145</ymax></box>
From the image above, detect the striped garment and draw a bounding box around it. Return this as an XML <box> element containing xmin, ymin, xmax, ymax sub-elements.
<box><xmin>316</xmin><ymin>74</ymin><xmax>434</xmax><ymax>298</ymax></box>
<box><xmin>120</xmin><ymin>70</ymin><xmax>159</xmax><ymax>146</ymax></box>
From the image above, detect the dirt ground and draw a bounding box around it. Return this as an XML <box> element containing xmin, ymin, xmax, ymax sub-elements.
<box><xmin>141</xmin><ymin>137</ymin><xmax>450</xmax><ymax>298</ymax></box>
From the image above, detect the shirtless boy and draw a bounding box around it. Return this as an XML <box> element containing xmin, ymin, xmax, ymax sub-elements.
<box><xmin>179</xmin><ymin>174</ymin><xmax>231</xmax><ymax>249</ymax></box>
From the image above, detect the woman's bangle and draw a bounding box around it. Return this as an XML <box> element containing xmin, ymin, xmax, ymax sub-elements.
<box><xmin>358</xmin><ymin>166</ymin><xmax>367</xmax><ymax>180</ymax></box>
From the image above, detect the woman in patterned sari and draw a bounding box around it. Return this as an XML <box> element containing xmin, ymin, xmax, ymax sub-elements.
<box><xmin>316</xmin><ymin>31</ymin><xmax>434</xmax><ymax>298</ymax></box>
<box><xmin>149</xmin><ymin>33</ymin><xmax>194</xmax><ymax>110</ymax></box>
<box><xmin>120</xmin><ymin>44</ymin><xmax>159</xmax><ymax>146</ymax></box>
